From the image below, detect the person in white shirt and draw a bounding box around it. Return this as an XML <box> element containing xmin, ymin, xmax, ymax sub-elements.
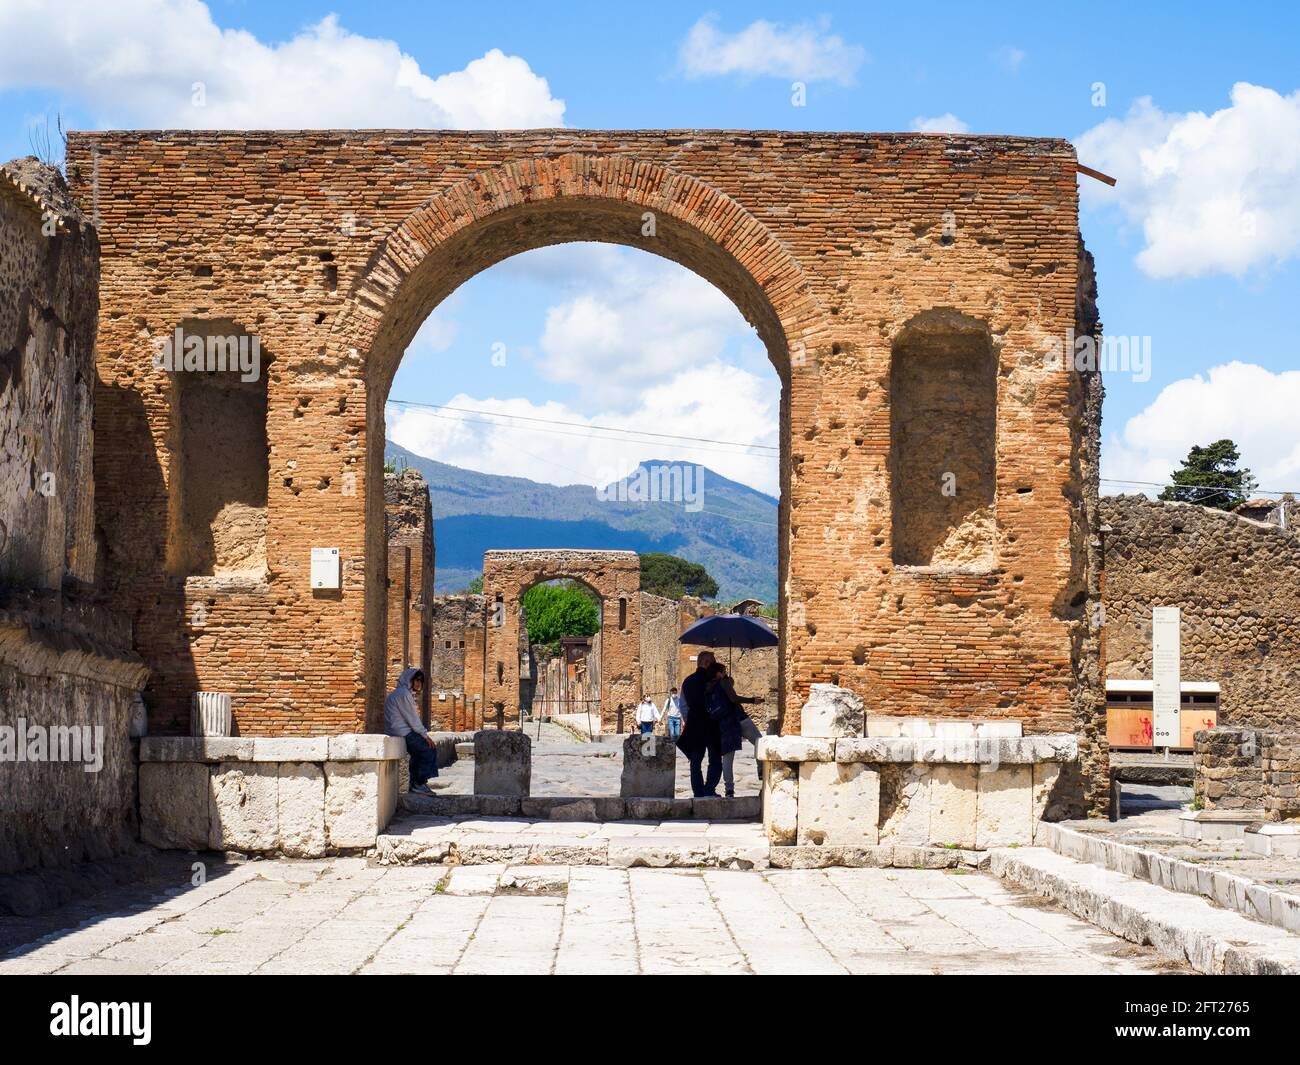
<box><xmin>635</xmin><ymin>695</ymin><xmax>662</xmax><ymax>735</ymax></box>
<box><xmin>662</xmin><ymin>686</ymin><xmax>684</xmax><ymax>740</ymax></box>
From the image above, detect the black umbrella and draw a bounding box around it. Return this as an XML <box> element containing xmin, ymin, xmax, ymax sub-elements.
<box><xmin>678</xmin><ymin>613</ymin><xmax>777</xmax><ymax>670</ymax></box>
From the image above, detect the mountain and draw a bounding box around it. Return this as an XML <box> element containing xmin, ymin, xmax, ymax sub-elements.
<box><xmin>385</xmin><ymin>443</ymin><xmax>778</xmax><ymax>602</ymax></box>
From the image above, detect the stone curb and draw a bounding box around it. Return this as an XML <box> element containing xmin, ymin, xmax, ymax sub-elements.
<box><xmin>991</xmin><ymin>847</ymin><xmax>1300</xmax><ymax>975</ymax></box>
<box><xmin>1038</xmin><ymin>822</ymin><xmax>1300</xmax><ymax>935</ymax></box>
<box><xmin>140</xmin><ymin>734</ymin><xmax>407</xmax><ymax>763</ymax></box>
<box><xmin>398</xmin><ymin>793</ymin><xmax>761</xmax><ymax>821</ymax></box>
<box><xmin>756</xmin><ymin>734</ymin><xmax>1078</xmax><ymax>764</ymax></box>
<box><xmin>374</xmin><ymin>835</ymin><xmax>770</xmax><ymax>870</ymax></box>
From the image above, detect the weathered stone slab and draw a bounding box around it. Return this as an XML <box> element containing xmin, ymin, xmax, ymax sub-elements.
<box><xmin>975</xmin><ymin>763</ymin><xmax>1033</xmax><ymax>848</ymax></box>
<box><xmin>140</xmin><ymin>762</ymin><xmax>211</xmax><ymax>850</ymax></box>
<box><xmin>140</xmin><ymin>737</ymin><xmax>253</xmax><ymax>763</ymax></box>
<box><xmin>929</xmin><ymin>765</ymin><xmax>978</xmax><ymax>849</ymax></box>
<box><xmin>625</xmin><ymin>797</ymin><xmax>695</xmax><ymax>820</ymax></box>
<box><xmin>252</xmin><ymin>737</ymin><xmax>329</xmax><ymax>762</ymax></box>
<box><xmin>474</xmin><ymin>730</ymin><xmax>531</xmax><ymax>797</ymax></box>
<box><xmin>693</xmin><ymin>795</ymin><xmax>760</xmax><ymax>820</ymax></box>
<box><xmin>834</xmin><ymin>737</ymin><xmax>893</xmax><ymax>762</ymax></box>
<box><xmin>327</xmin><ymin>734</ymin><xmax>405</xmax><ymax>761</ymax></box>
<box><xmin>1031</xmin><ymin>761</ymin><xmax>1063</xmax><ymax>842</ymax></box>
<box><xmin>277</xmin><ymin>762</ymin><xmax>326</xmax><ymax>857</ymax></box>
<box><xmin>620</xmin><ymin>733</ymin><xmax>675</xmax><ymax>798</ymax></box>
<box><xmin>797</xmin><ymin>761</ymin><xmax>880</xmax><ymax>846</ymax></box>
<box><xmin>756</xmin><ymin>736</ymin><xmax>834</xmax><ymax>762</ymax></box>
<box><xmin>878</xmin><ymin>763</ymin><xmax>931</xmax><ymax>845</ymax></box>
<box><xmin>799</xmin><ymin>683</ymin><xmax>865</xmax><ymax>738</ymax></box>
<box><xmin>324</xmin><ymin>760</ymin><xmax>382</xmax><ymax>848</ymax></box>
<box><xmin>209</xmin><ymin>763</ymin><xmax>279</xmax><ymax>851</ymax></box>
<box><xmin>762</xmin><ymin>761</ymin><xmax>798</xmax><ymax>845</ymax></box>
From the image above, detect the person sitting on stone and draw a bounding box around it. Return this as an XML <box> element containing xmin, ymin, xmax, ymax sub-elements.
<box><xmin>635</xmin><ymin>694</ymin><xmax>662</xmax><ymax>735</ymax></box>
<box><xmin>384</xmin><ymin>667</ymin><xmax>439</xmax><ymax>796</ymax></box>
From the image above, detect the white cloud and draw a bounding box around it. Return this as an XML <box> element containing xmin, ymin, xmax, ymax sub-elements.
<box><xmin>386</xmin><ymin>360</ymin><xmax>780</xmax><ymax>496</ymax></box>
<box><xmin>0</xmin><ymin>0</ymin><xmax>564</xmax><ymax>129</ymax></box>
<box><xmin>534</xmin><ymin>253</ymin><xmax>762</xmax><ymax>408</ymax></box>
<box><xmin>1076</xmin><ymin>83</ymin><xmax>1300</xmax><ymax>278</ymax></box>
<box><xmin>911</xmin><ymin>113</ymin><xmax>970</xmax><ymax>135</ymax></box>
<box><xmin>1103</xmin><ymin>361</ymin><xmax>1300</xmax><ymax>497</ymax></box>
<box><xmin>678</xmin><ymin>15</ymin><xmax>865</xmax><ymax>85</ymax></box>
<box><xmin>993</xmin><ymin>45</ymin><xmax>1026</xmax><ymax>72</ymax></box>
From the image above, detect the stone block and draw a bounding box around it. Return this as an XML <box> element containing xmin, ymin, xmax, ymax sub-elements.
<box><xmin>796</xmin><ymin>760</ymin><xmax>880</xmax><ymax>846</ymax></box>
<box><xmin>756</xmin><ymin>736</ymin><xmax>834</xmax><ymax>762</ymax></box>
<box><xmin>1031</xmin><ymin>761</ymin><xmax>1064</xmax><ymax>840</ymax></box>
<box><xmin>327</xmin><ymin>734</ymin><xmax>405</xmax><ymax>761</ymax></box>
<box><xmin>139</xmin><ymin>762</ymin><xmax>211</xmax><ymax>850</ymax></box>
<box><xmin>324</xmin><ymin>760</ymin><xmax>383</xmax><ymax>848</ymax></box>
<box><xmin>762</xmin><ymin>761</ymin><xmax>798</xmax><ymax>845</ymax></box>
<box><xmin>277</xmin><ymin>762</ymin><xmax>326</xmax><ymax>857</ymax></box>
<box><xmin>252</xmin><ymin>737</ymin><xmax>329</xmax><ymax>762</ymax></box>
<box><xmin>865</xmin><ymin>715</ymin><xmax>904</xmax><ymax>737</ymax></box>
<box><xmin>209</xmin><ymin>763</ymin><xmax>279</xmax><ymax>851</ymax></box>
<box><xmin>975</xmin><ymin>763</ymin><xmax>1033</xmax><ymax>848</ymax></box>
<box><xmin>929</xmin><ymin>765</ymin><xmax>978</xmax><ymax>849</ymax></box>
<box><xmin>474</xmin><ymin>730</ymin><xmax>531</xmax><ymax>797</ymax></box>
<box><xmin>692</xmin><ymin>795</ymin><xmax>760</xmax><ymax>820</ymax></box>
<box><xmin>834</xmin><ymin>737</ymin><xmax>893</xmax><ymax>762</ymax></box>
<box><xmin>878</xmin><ymin>763</ymin><xmax>931</xmax><ymax>845</ymax></box>
<box><xmin>619</xmin><ymin>733</ymin><xmax>676</xmax><ymax>798</ymax></box>
<box><xmin>799</xmin><ymin>683</ymin><xmax>865</xmax><ymax>738</ymax></box>
<box><xmin>140</xmin><ymin>736</ymin><xmax>253</xmax><ymax>763</ymax></box>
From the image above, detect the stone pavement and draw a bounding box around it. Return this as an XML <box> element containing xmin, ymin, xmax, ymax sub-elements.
<box><xmin>0</xmin><ymin>859</ymin><xmax>1188</xmax><ymax>975</ymax></box>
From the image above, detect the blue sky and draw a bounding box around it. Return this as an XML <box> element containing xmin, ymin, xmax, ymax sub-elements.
<box><xmin>2</xmin><ymin>1</ymin><xmax>1298</xmax><ymax>498</ymax></box>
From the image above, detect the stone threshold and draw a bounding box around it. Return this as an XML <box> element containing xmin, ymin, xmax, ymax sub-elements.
<box><xmin>400</xmin><ymin>793</ymin><xmax>760</xmax><ymax>821</ymax></box>
<box><xmin>992</xmin><ymin>846</ymin><xmax>1300</xmax><ymax>975</ymax></box>
<box><xmin>1037</xmin><ymin>821</ymin><xmax>1300</xmax><ymax>935</ymax></box>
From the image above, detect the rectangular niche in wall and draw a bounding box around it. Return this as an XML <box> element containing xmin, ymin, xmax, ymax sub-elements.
<box><xmin>889</xmin><ymin>309</ymin><xmax>997</xmax><ymax>570</ymax></box>
<box><xmin>165</xmin><ymin>320</ymin><xmax>268</xmax><ymax>580</ymax></box>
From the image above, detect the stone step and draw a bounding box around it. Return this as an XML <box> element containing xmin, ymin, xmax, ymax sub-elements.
<box><xmin>1178</xmin><ymin>808</ymin><xmax>1266</xmax><ymax>841</ymax></box>
<box><xmin>1038</xmin><ymin>821</ymin><xmax>1300</xmax><ymax>934</ymax></box>
<box><xmin>991</xmin><ymin>846</ymin><xmax>1300</xmax><ymax>975</ymax></box>
<box><xmin>398</xmin><ymin>792</ymin><xmax>760</xmax><ymax>822</ymax></box>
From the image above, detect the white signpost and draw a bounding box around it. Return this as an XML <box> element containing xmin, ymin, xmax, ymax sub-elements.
<box><xmin>1151</xmin><ymin>606</ymin><xmax>1181</xmax><ymax>747</ymax></box>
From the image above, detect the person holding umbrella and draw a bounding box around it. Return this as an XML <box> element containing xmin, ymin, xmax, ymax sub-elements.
<box><xmin>710</xmin><ymin>662</ymin><xmax>764</xmax><ymax>796</ymax></box>
<box><xmin>675</xmin><ymin>650</ymin><xmax>723</xmax><ymax>797</ymax></box>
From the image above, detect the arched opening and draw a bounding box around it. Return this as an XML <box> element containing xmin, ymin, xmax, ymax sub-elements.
<box><xmin>889</xmin><ymin>309</ymin><xmax>997</xmax><ymax>571</ymax></box>
<box><xmin>517</xmin><ymin>576</ymin><xmax>603</xmax><ymax>728</ymax></box>
<box><xmin>339</xmin><ymin>159</ymin><xmax>816</xmax><ymax>732</ymax></box>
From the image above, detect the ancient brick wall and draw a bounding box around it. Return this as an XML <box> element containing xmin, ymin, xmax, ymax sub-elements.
<box><xmin>65</xmin><ymin>131</ymin><xmax>1097</xmax><ymax>800</ymax></box>
<box><xmin>482</xmin><ymin>549</ymin><xmax>639</xmax><ymax>730</ymax></box>
<box><xmin>1102</xmin><ymin>496</ymin><xmax>1300</xmax><ymax>734</ymax></box>
<box><xmin>0</xmin><ymin>158</ymin><xmax>151</xmax><ymax>887</ymax></box>
<box><xmin>382</xmin><ymin>469</ymin><xmax>433</xmax><ymax>729</ymax></box>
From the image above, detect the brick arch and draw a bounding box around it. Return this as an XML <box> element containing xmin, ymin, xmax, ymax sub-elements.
<box><xmin>335</xmin><ymin>154</ymin><xmax>831</xmax><ymax>727</ymax></box>
<box><xmin>480</xmin><ymin>550</ymin><xmax>641</xmax><ymax>731</ymax></box>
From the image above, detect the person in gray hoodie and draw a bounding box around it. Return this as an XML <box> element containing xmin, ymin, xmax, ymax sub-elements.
<box><xmin>384</xmin><ymin>667</ymin><xmax>439</xmax><ymax>795</ymax></box>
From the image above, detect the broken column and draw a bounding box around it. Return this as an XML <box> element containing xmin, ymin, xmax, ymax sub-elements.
<box><xmin>473</xmin><ymin>730</ymin><xmax>531</xmax><ymax>798</ymax></box>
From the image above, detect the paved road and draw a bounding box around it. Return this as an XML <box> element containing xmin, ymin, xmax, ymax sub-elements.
<box><xmin>0</xmin><ymin>859</ymin><xmax>1187</xmax><ymax>975</ymax></box>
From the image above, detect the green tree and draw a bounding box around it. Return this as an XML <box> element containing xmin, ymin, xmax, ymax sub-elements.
<box><xmin>639</xmin><ymin>553</ymin><xmax>719</xmax><ymax>599</ymax></box>
<box><xmin>1158</xmin><ymin>439</ymin><xmax>1257</xmax><ymax>511</ymax></box>
<box><xmin>521</xmin><ymin>582</ymin><xmax>600</xmax><ymax>654</ymax></box>
<box><xmin>461</xmin><ymin>575</ymin><xmax>483</xmax><ymax>594</ymax></box>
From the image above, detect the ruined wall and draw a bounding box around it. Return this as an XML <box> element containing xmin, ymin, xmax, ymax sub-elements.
<box><xmin>382</xmin><ymin>468</ymin><xmax>433</xmax><ymax>729</ymax></box>
<box><xmin>482</xmin><ymin>549</ymin><xmax>639</xmax><ymax>730</ymax></box>
<box><xmin>67</xmin><ymin>131</ymin><xmax>1094</xmax><ymax>756</ymax></box>
<box><xmin>0</xmin><ymin>158</ymin><xmax>150</xmax><ymax>887</ymax></box>
<box><xmin>1102</xmin><ymin>495</ymin><xmax>1300</xmax><ymax>735</ymax></box>
<box><xmin>639</xmin><ymin>592</ymin><xmax>680</xmax><ymax>708</ymax></box>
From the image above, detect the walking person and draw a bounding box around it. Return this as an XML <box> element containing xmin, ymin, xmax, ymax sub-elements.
<box><xmin>709</xmin><ymin>663</ymin><xmax>765</xmax><ymax>797</ymax></box>
<box><xmin>675</xmin><ymin>651</ymin><xmax>723</xmax><ymax>797</ymax></box>
<box><xmin>635</xmin><ymin>694</ymin><xmax>661</xmax><ymax>735</ymax></box>
<box><xmin>383</xmin><ymin>667</ymin><xmax>440</xmax><ymax>795</ymax></box>
<box><xmin>662</xmin><ymin>686</ymin><xmax>684</xmax><ymax>740</ymax></box>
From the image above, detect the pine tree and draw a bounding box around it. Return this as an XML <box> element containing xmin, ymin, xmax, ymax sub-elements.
<box><xmin>1158</xmin><ymin>439</ymin><xmax>1257</xmax><ymax>511</ymax></box>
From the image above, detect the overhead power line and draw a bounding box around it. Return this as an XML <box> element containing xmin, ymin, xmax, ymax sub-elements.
<box><xmin>386</xmin><ymin>398</ymin><xmax>780</xmax><ymax>454</ymax></box>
